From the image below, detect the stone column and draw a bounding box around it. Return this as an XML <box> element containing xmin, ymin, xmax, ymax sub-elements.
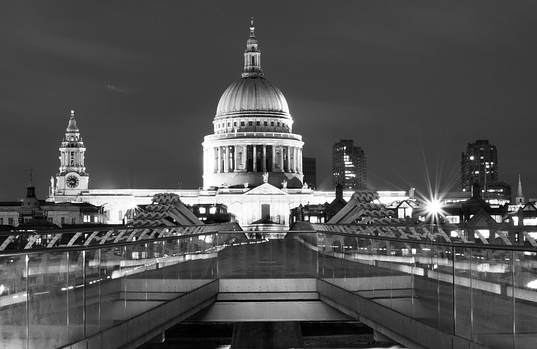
<box><xmin>295</xmin><ymin>147</ymin><xmax>299</xmax><ymax>173</ymax></box>
<box><xmin>272</xmin><ymin>145</ymin><xmax>276</xmax><ymax>171</ymax></box>
<box><xmin>291</xmin><ymin>147</ymin><xmax>294</xmax><ymax>172</ymax></box>
<box><xmin>224</xmin><ymin>146</ymin><xmax>229</xmax><ymax>173</ymax></box>
<box><xmin>213</xmin><ymin>147</ymin><xmax>218</xmax><ymax>173</ymax></box>
<box><xmin>233</xmin><ymin>145</ymin><xmax>238</xmax><ymax>172</ymax></box>
<box><xmin>262</xmin><ymin>145</ymin><xmax>267</xmax><ymax>172</ymax></box>
<box><xmin>280</xmin><ymin>147</ymin><xmax>284</xmax><ymax>172</ymax></box>
<box><xmin>242</xmin><ymin>145</ymin><xmax>247</xmax><ymax>171</ymax></box>
<box><xmin>217</xmin><ymin>146</ymin><xmax>222</xmax><ymax>173</ymax></box>
<box><xmin>290</xmin><ymin>147</ymin><xmax>295</xmax><ymax>172</ymax></box>
<box><xmin>253</xmin><ymin>145</ymin><xmax>257</xmax><ymax>172</ymax></box>
<box><xmin>298</xmin><ymin>148</ymin><xmax>303</xmax><ymax>173</ymax></box>
<box><xmin>230</xmin><ymin>146</ymin><xmax>233</xmax><ymax>172</ymax></box>
<box><xmin>203</xmin><ymin>148</ymin><xmax>207</xmax><ymax>175</ymax></box>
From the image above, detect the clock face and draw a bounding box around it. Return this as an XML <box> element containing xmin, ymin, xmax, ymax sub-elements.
<box><xmin>66</xmin><ymin>175</ymin><xmax>79</xmax><ymax>188</ymax></box>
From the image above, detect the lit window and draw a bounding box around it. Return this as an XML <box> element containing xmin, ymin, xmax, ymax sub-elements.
<box><xmin>445</xmin><ymin>216</ymin><xmax>460</xmax><ymax>224</ymax></box>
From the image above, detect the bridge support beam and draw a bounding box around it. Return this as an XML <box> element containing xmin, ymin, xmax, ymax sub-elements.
<box><xmin>147</xmin><ymin>331</ymin><xmax>165</xmax><ymax>344</ymax></box>
<box><xmin>373</xmin><ymin>330</ymin><xmax>395</xmax><ymax>344</ymax></box>
<box><xmin>231</xmin><ymin>321</ymin><xmax>303</xmax><ymax>348</ymax></box>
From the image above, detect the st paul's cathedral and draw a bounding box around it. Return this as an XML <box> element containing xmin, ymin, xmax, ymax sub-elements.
<box><xmin>48</xmin><ymin>21</ymin><xmax>407</xmax><ymax>227</ymax></box>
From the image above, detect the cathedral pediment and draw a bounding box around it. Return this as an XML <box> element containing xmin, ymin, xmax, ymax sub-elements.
<box><xmin>245</xmin><ymin>183</ymin><xmax>288</xmax><ymax>196</ymax></box>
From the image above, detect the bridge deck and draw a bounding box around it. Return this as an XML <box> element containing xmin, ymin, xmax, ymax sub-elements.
<box><xmin>1</xmin><ymin>230</ymin><xmax>537</xmax><ymax>349</ymax></box>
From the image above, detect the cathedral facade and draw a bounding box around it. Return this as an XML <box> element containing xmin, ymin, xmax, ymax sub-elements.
<box><xmin>48</xmin><ymin>21</ymin><xmax>407</xmax><ymax>227</ymax></box>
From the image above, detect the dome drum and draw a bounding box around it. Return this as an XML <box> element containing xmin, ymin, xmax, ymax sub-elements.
<box><xmin>213</xmin><ymin>116</ymin><xmax>292</xmax><ymax>134</ymax></box>
<box><xmin>203</xmin><ymin>137</ymin><xmax>304</xmax><ymax>189</ymax></box>
<box><xmin>204</xmin><ymin>132</ymin><xmax>302</xmax><ymax>142</ymax></box>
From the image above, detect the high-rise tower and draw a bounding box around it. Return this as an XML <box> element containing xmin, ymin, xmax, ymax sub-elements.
<box><xmin>202</xmin><ymin>19</ymin><xmax>304</xmax><ymax>188</ymax></box>
<box><xmin>461</xmin><ymin>140</ymin><xmax>498</xmax><ymax>192</ymax></box>
<box><xmin>332</xmin><ymin>140</ymin><xmax>367</xmax><ymax>190</ymax></box>
<box><xmin>53</xmin><ymin>110</ymin><xmax>89</xmax><ymax>195</ymax></box>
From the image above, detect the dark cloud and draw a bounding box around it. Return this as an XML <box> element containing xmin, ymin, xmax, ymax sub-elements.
<box><xmin>1</xmin><ymin>0</ymin><xmax>537</xmax><ymax>201</ymax></box>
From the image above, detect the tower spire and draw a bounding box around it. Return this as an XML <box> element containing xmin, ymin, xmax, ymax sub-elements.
<box><xmin>516</xmin><ymin>174</ymin><xmax>525</xmax><ymax>204</ymax></box>
<box><xmin>250</xmin><ymin>17</ymin><xmax>255</xmax><ymax>37</ymax></box>
<box><xmin>26</xmin><ymin>168</ymin><xmax>36</xmax><ymax>200</ymax></box>
<box><xmin>59</xmin><ymin>110</ymin><xmax>86</xmax><ymax>175</ymax></box>
<box><xmin>242</xmin><ymin>17</ymin><xmax>264</xmax><ymax>78</ymax></box>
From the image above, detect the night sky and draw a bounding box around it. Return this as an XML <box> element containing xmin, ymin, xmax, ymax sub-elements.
<box><xmin>2</xmin><ymin>1</ymin><xmax>537</xmax><ymax>202</ymax></box>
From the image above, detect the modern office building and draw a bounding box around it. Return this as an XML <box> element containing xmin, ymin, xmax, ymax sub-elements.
<box><xmin>302</xmin><ymin>157</ymin><xmax>317</xmax><ymax>189</ymax></box>
<box><xmin>461</xmin><ymin>139</ymin><xmax>498</xmax><ymax>192</ymax></box>
<box><xmin>332</xmin><ymin>139</ymin><xmax>367</xmax><ymax>190</ymax></box>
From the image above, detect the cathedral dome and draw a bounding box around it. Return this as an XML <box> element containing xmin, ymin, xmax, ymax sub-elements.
<box><xmin>203</xmin><ymin>19</ymin><xmax>304</xmax><ymax>190</ymax></box>
<box><xmin>216</xmin><ymin>77</ymin><xmax>290</xmax><ymax>118</ymax></box>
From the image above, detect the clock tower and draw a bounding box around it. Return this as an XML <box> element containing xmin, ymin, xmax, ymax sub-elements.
<box><xmin>54</xmin><ymin>110</ymin><xmax>89</xmax><ymax>195</ymax></box>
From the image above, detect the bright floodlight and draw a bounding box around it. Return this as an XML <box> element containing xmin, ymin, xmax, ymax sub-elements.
<box><xmin>528</xmin><ymin>280</ymin><xmax>537</xmax><ymax>289</ymax></box>
<box><xmin>427</xmin><ymin>199</ymin><xmax>442</xmax><ymax>215</ymax></box>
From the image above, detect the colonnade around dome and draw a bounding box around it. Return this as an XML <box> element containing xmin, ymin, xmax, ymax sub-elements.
<box><xmin>204</xmin><ymin>144</ymin><xmax>303</xmax><ymax>175</ymax></box>
<box><xmin>202</xmin><ymin>131</ymin><xmax>304</xmax><ymax>188</ymax></box>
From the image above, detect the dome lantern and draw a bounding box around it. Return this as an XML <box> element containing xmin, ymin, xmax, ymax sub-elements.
<box><xmin>242</xmin><ymin>17</ymin><xmax>263</xmax><ymax>78</ymax></box>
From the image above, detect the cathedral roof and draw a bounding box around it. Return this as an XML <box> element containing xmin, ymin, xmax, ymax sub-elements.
<box><xmin>216</xmin><ymin>77</ymin><xmax>290</xmax><ymax>118</ymax></box>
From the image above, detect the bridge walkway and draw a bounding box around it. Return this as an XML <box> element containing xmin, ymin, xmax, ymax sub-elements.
<box><xmin>1</xmin><ymin>226</ymin><xmax>537</xmax><ymax>349</ymax></box>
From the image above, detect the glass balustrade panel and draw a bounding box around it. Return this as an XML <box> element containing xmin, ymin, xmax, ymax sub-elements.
<box><xmin>434</xmin><ymin>244</ymin><xmax>455</xmax><ymax>334</ymax></box>
<box><xmin>513</xmin><ymin>250</ymin><xmax>537</xmax><ymax>349</ymax></box>
<box><xmin>471</xmin><ymin>248</ymin><xmax>513</xmax><ymax>349</ymax></box>
<box><xmin>124</xmin><ymin>242</ymin><xmax>150</xmax><ymax>320</ymax></box>
<box><xmin>85</xmin><ymin>248</ymin><xmax>101</xmax><ymax>336</ymax></box>
<box><xmin>454</xmin><ymin>247</ymin><xmax>473</xmax><ymax>340</ymax></box>
<box><xmin>99</xmin><ymin>245</ymin><xmax>125</xmax><ymax>330</ymax></box>
<box><xmin>28</xmin><ymin>251</ymin><xmax>68</xmax><ymax>349</ymax></box>
<box><xmin>0</xmin><ymin>253</ymin><xmax>28</xmax><ymax>349</ymax></box>
<box><xmin>66</xmin><ymin>250</ymin><xmax>84</xmax><ymax>343</ymax></box>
